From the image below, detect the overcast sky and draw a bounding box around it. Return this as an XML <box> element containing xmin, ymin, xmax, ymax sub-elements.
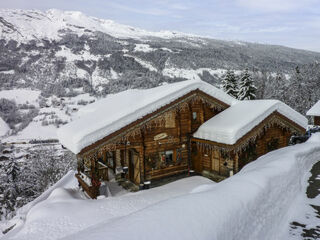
<box><xmin>1</xmin><ymin>0</ymin><xmax>320</xmax><ymax>52</ymax></box>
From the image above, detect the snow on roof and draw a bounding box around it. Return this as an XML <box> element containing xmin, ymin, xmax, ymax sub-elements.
<box><xmin>306</xmin><ymin>100</ymin><xmax>320</xmax><ymax>116</ymax></box>
<box><xmin>0</xmin><ymin>117</ymin><xmax>10</xmax><ymax>137</ymax></box>
<box><xmin>57</xmin><ymin>80</ymin><xmax>237</xmax><ymax>154</ymax></box>
<box><xmin>193</xmin><ymin>100</ymin><xmax>307</xmax><ymax>145</ymax></box>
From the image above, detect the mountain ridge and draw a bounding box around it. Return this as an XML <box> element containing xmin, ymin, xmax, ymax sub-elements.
<box><xmin>0</xmin><ymin>8</ymin><xmax>319</xmax><ymax>116</ymax></box>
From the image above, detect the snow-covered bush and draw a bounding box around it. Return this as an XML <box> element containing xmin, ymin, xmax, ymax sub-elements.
<box><xmin>0</xmin><ymin>146</ymin><xmax>76</xmax><ymax>220</ymax></box>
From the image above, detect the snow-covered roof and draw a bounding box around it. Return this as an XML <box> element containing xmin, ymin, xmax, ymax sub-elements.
<box><xmin>306</xmin><ymin>100</ymin><xmax>320</xmax><ymax>116</ymax></box>
<box><xmin>0</xmin><ymin>117</ymin><xmax>10</xmax><ymax>137</ymax></box>
<box><xmin>193</xmin><ymin>100</ymin><xmax>307</xmax><ymax>145</ymax></box>
<box><xmin>57</xmin><ymin>80</ymin><xmax>237</xmax><ymax>154</ymax></box>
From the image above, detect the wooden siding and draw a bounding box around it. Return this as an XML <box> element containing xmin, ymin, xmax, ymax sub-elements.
<box><xmin>79</xmin><ymin>94</ymin><xmax>226</xmax><ymax>193</ymax></box>
<box><xmin>192</xmin><ymin>112</ymin><xmax>300</xmax><ymax>177</ymax></box>
<box><xmin>79</xmin><ymin>89</ymin><xmax>229</xmax><ymax>156</ymax></box>
<box><xmin>314</xmin><ymin>116</ymin><xmax>320</xmax><ymax>126</ymax></box>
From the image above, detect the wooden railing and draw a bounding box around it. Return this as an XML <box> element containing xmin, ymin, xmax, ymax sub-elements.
<box><xmin>76</xmin><ymin>163</ymin><xmax>109</xmax><ymax>199</ymax></box>
<box><xmin>75</xmin><ymin>173</ymin><xmax>99</xmax><ymax>199</ymax></box>
<box><xmin>148</xmin><ymin>165</ymin><xmax>189</xmax><ymax>180</ymax></box>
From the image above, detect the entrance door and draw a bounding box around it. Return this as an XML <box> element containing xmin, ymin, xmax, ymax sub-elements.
<box><xmin>128</xmin><ymin>149</ymin><xmax>141</xmax><ymax>185</ymax></box>
<box><xmin>191</xmin><ymin>145</ymin><xmax>202</xmax><ymax>173</ymax></box>
<box><xmin>212</xmin><ymin>150</ymin><xmax>220</xmax><ymax>174</ymax></box>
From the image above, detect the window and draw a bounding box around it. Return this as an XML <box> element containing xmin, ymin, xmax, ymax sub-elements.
<box><xmin>146</xmin><ymin>150</ymin><xmax>176</xmax><ymax>171</ymax></box>
<box><xmin>160</xmin><ymin>150</ymin><xmax>173</xmax><ymax>166</ymax></box>
<box><xmin>176</xmin><ymin>148</ymin><xmax>182</xmax><ymax>164</ymax></box>
<box><xmin>192</xmin><ymin>112</ymin><xmax>197</xmax><ymax>120</ymax></box>
<box><xmin>267</xmin><ymin>138</ymin><xmax>279</xmax><ymax>152</ymax></box>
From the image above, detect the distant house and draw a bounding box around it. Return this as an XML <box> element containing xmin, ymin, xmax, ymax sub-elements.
<box><xmin>2</xmin><ymin>148</ymin><xmax>13</xmax><ymax>154</ymax></box>
<box><xmin>0</xmin><ymin>155</ymin><xmax>9</xmax><ymax>161</ymax></box>
<box><xmin>58</xmin><ymin>80</ymin><xmax>307</xmax><ymax>198</ymax></box>
<box><xmin>307</xmin><ymin>100</ymin><xmax>320</xmax><ymax>125</ymax></box>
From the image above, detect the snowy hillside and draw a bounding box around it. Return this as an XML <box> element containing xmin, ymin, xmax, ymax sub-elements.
<box><xmin>0</xmin><ymin>117</ymin><xmax>9</xmax><ymax>137</ymax></box>
<box><xmin>1</xmin><ymin>134</ymin><xmax>320</xmax><ymax>240</ymax></box>
<box><xmin>0</xmin><ymin>8</ymin><xmax>319</xmax><ymax>178</ymax></box>
<box><xmin>1</xmin><ymin>8</ymin><xmax>320</xmax><ymax>125</ymax></box>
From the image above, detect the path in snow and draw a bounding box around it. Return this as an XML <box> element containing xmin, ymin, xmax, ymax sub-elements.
<box><xmin>289</xmin><ymin>160</ymin><xmax>320</xmax><ymax>239</ymax></box>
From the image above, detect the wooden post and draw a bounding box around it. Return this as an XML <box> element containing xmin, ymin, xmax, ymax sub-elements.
<box><xmin>177</xmin><ymin>110</ymin><xmax>182</xmax><ymax>144</ymax></box>
<box><xmin>140</xmin><ymin>129</ymin><xmax>146</xmax><ymax>184</ymax></box>
<box><xmin>90</xmin><ymin>153</ymin><xmax>100</xmax><ymax>198</ymax></box>
<box><xmin>188</xmin><ymin>102</ymin><xmax>192</xmax><ymax>133</ymax></box>
<box><xmin>234</xmin><ymin>152</ymin><xmax>239</xmax><ymax>173</ymax></box>
<box><xmin>200</xmin><ymin>102</ymin><xmax>205</xmax><ymax>124</ymax></box>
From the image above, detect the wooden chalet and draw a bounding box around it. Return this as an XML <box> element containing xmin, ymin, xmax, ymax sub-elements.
<box><xmin>307</xmin><ymin>100</ymin><xmax>320</xmax><ymax>125</ymax></box>
<box><xmin>58</xmin><ymin>80</ymin><xmax>307</xmax><ymax>198</ymax></box>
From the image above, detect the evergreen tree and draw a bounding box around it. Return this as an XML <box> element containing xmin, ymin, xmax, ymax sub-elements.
<box><xmin>287</xmin><ymin>66</ymin><xmax>310</xmax><ymax>113</ymax></box>
<box><xmin>6</xmin><ymin>158</ymin><xmax>20</xmax><ymax>182</ymax></box>
<box><xmin>3</xmin><ymin>159</ymin><xmax>20</xmax><ymax>218</ymax></box>
<box><xmin>238</xmin><ymin>69</ymin><xmax>257</xmax><ymax>100</ymax></box>
<box><xmin>221</xmin><ymin>69</ymin><xmax>238</xmax><ymax>98</ymax></box>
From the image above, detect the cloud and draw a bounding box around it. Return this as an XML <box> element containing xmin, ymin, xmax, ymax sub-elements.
<box><xmin>107</xmin><ymin>2</ymin><xmax>171</xmax><ymax>16</ymax></box>
<box><xmin>169</xmin><ymin>3</ymin><xmax>189</xmax><ymax>10</ymax></box>
<box><xmin>236</xmin><ymin>0</ymin><xmax>317</xmax><ymax>12</ymax></box>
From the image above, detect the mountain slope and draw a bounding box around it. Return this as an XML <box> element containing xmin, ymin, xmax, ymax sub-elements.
<box><xmin>0</xmin><ymin>8</ymin><xmax>319</xmax><ymax>118</ymax></box>
<box><xmin>1</xmin><ymin>9</ymin><xmax>320</xmax><ymax>89</ymax></box>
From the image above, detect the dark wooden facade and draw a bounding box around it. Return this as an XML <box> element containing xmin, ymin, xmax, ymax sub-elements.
<box><xmin>192</xmin><ymin>112</ymin><xmax>305</xmax><ymax>176</ymax></box>
<box><xmin>314</xmin><ymin>116</ymin><xmax>320</xmax><ymax>126</ymax></box>
<box><xmin>76</xmin><ymin>90</ymin><xmax>229</xmax><ymax>197</ymax></box>
<box><xmin>75</xmin><ymin>90</ymin><xmax>305</xmax><ymax>198</ymax></box>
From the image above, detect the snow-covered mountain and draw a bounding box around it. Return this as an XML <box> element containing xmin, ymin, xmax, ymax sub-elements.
<box><xmin>0</xmin><ymin>9</ymin><xmax>196</xmax><ymax>42</ymax></box>
<box><xmin>1</xmin><ymin>8</ymin><xmax>320</xmax><ymax>94</ymax></box>
<box><xmin>1</xmin><ymin>8</ymin><xmax>320</xmax><ymax>141</ymax></box>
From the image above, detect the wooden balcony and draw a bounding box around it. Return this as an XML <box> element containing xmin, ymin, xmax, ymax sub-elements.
<box><xmin>75</xmin><ymin>173</ymin><xmax>99</xmax><ymax>199</ymax></box>
<box><xmin>76</xmin><ymin>162</ymin><xmax>109</xmax><ymax>199</ymax></box>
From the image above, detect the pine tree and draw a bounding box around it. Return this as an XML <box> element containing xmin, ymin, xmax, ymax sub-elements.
<box><xmin>287</xmin><ymin>66</ymin><xmax>310</xmax><ymax>113</ymax></box>
<box><xmin>221</xmin><ymin>69</ymin><xmax>238</xmax><ymax>98</ymax></box>
<box><xmin>3</xmin><ymin>159</ymin><xmax>20</xmax><ymax>218</ymax></box>
<box><xmin>6</xmin><ymin>159</ymin><xmax>20</xmax><ymax>182</ymax></box>
<box><xmin>238</xmin><ymin>69</ymin><xmax>257</xmax><ymax>100</ymax></box>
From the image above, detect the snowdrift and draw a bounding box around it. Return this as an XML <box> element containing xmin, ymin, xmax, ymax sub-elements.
<box><xmin>2</xmin><ymin>134</ymin><xmax>320</xmax><ymax>240</ymax></box>
<box><xmin>63</xmin><ymin>134</ymin><xmax>320</xmax><ymax>240</ymax></box>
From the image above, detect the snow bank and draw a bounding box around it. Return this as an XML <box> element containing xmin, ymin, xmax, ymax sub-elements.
<box><xmin>61</xmin><ymin>135</ymin><xmax>320</xmax><ymax>240</ymax></box>
<box><xmin>0</xmin><ymin>117</ymin><xmax>10</xmax><ymax>137</ymax></box>
<box><xmin>57</xmin><ymin>80</ymin><xmax>237</xmax><ymax>154</ymax></box>
<box><xmin>1</xmin><ymin>171</ymin><xmax>77</xmax><ymax>239</ymax></box>
<box><xmin>194</xmin><ymin>100</ymin><xmax>307</xmax><ymax>144</ymax></box>
<box><xmin>306</xmin><ymin>100</ymin><xmax>320</xmax><ymax>116</ymax></box>
<box><xmin>2</xmin><ymin>176</ymin><xmax>212</xmax><ymax>240</ymax></box>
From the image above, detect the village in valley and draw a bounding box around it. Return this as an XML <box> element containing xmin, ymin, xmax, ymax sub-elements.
<box><xmin>0</xmin><ymin>3</ymin><xmax>320</xmax><ymax>240</ymax></box>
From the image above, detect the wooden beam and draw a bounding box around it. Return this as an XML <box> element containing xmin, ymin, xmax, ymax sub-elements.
<box><xmin>79</xmin><ymin>89</ymin><xmax>230</xmax><ymax>157</ymax></box>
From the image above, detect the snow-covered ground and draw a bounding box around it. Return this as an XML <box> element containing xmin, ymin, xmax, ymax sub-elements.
<box><xmin>1</xmin><ymin>176</ymin><xmax>213</xmax><ymax>240</ymax></box>
<box><xmin>2</xmin><ymin>134</ymin><xmax>320</xmax><ymax>240</ymax></box>
<box><xmin>0</xmin><ymin>89</ymin><xmax>41</xmax><ymax>107</ymax></box>
<box><xmin>0</xmin><ymin>117</ymin><xmax>10</xmax><ymax>137</ymax></box>
<box><xmin>1</xmin><ymin>92</ymin><xmax>97</xmax><ymax>143</ymax></box>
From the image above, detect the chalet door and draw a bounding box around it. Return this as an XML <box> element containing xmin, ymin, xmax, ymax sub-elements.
<box><xmin>191</xmin><ymin>146</ymin><xmax>202</xmax><ymax>173</ymax></box>
<box><xmin>128</xmin><ymin>149</ymin><xmax>141</xmax><ymax>185</ymax></box>
<box><xmin>212</xmin><ymin>150</ymin><xmax>220</xmax><ymax>174</ymax></box>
